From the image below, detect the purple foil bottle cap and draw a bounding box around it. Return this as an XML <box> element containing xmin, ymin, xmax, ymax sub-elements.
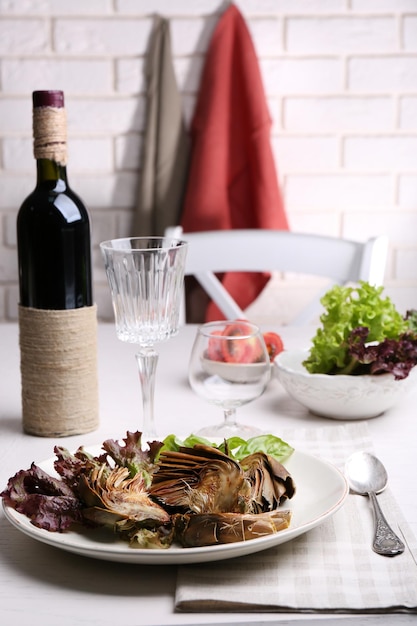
<box><xmin>32</xmin><ymin>90</ymin><xmax>65</xmax><ymax>108</ymax></box>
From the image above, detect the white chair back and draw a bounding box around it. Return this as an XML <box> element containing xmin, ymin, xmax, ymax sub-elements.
<box><xmin>165</xmin><ymin>227</ymin><xmax>389</xmax><ymax>325</ymax></box>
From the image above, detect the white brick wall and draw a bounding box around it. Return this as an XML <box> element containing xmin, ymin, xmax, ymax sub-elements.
<box><xmin>0</xmin><ymin>0</ymin><xmax>416</xmax><ymax>323</ymax></box>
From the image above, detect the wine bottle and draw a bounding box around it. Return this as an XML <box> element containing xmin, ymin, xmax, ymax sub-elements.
<box><xmin>17</xmin><ymin>90</ymin><xmax>92</xmax><ymax>309</ymax></box>
<box><xmin>17</xmin><ymin>90</ymin><xmax>99</xmax><ymax>437</ymax></box>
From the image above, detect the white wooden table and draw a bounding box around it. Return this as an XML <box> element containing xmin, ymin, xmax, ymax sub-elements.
<box><xmin>0</xmin><ymin>323</ymin><xmax>416</xmax><ymax>626</ymax></box>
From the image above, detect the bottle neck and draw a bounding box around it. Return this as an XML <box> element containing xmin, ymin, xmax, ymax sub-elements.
<box><xmin>36</xmin><ymin>158</ymin><xmax>68</xmax><ymax>186</ymax></box>
<box><xmin>33</xmin><ymin>104</ymin><xmax>68</xmax><ymax>172</ymax></box>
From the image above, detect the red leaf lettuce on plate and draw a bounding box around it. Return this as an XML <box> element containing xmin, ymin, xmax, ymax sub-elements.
<box><xmin>1</xmin><ymin>463</ymin><xmax>82</xmax><ymax>531</ymax></box>
<box><xmin>1</xmin><ymin>431</ymin><xmax>162</xmax><ymax>533</ymax></box>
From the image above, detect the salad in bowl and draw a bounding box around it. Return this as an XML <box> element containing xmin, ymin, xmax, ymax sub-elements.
<box><xmin>275</xmin><ymin>282</ymin><xmax>417</xmax><ymax>420</ymax></box>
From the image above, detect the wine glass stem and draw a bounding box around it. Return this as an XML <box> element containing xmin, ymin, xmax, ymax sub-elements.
<box><xmin>223</xmin><ymin>408</ymin><xmax>237</xmax><ymax>428</ymax></box>
<box><xmin>135</xmin><ymin>348</ymin><xmax>158</xmax><ymax>442</ymax></box>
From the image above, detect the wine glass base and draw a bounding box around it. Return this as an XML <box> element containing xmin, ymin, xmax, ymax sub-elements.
<box><xmin>195</xmin><ymin>422</ymin><xmax>263</xmax><ymax>440</ymax></box>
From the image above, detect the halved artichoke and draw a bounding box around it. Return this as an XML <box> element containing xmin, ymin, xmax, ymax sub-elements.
<box><xmin>150</xmin><ymin>444</ymin><xmax>251</xmax><ymax>514</ymax></box>
<box><xmin>173</xmin><ymin>509</ymin><xmax>292</xmax><ymax>547</ymax></box>
<box><xmin>78</xmin><ymin>464</ymin><xmax>170</xmax><ymax>530</ymax></box>
<box><xmin>150</xmin><ymin>444</ymin><xmax>295</xmax><ymax>518</ymax></box>
<box><xmin>241</xmin><ymin>452</ymin><xmax>296</xmax><ymax>514</ymax></box>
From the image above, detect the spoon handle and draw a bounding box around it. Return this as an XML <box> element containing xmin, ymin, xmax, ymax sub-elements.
<box><xmin>368</xmin><ymin>491</ymin><xmax>405</xmax><ymax>556</ymax></box>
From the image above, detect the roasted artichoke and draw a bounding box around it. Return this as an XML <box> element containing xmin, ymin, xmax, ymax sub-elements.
<box><xmin>79</xmin><ymin>464</ymin><xmax>170</xmax><ymax>531</ymax></box>
<box><xmin>173</xmin><ymin>510</ymin><xmax>292</xmax><ymax>547</ymax></box>
<box><xmin>150</xmin><ymin>444</ymin><xmax>251</xmax><ymax>514</ymax></box>
<box><xmin>241</xmin><ymin>452</ymin><xmax>296</xmax><ymax>513</ymax></box>
<box><xmin>150</xmin><ymin>444</ymin><xmax>295</xmax><ymax>518</ymax></box>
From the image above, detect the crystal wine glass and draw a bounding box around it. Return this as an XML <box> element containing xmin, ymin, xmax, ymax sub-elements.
<box><xmin>100</xmin><ymin>236</ymin><xmax>187</xmax><ymax>443</ymax></box>
<box><xmin>188</xmin><ymin>320</ymin><xmax>271</xmax><ymax>438</ymax></box>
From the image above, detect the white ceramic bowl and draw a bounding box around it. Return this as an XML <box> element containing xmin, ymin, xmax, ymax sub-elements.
<box><xmin>274</xmin><ymin>349</ymin><xmax>417</xmax><ymax>420</ymax></box>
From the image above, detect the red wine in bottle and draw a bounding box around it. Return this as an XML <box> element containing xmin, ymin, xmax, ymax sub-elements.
<box><xmin>16</xmin><ymin>90</ymin><xmax>98</xmax><ymax>438</ymax></box>
<box><xmin>17</xmin><ymin>90</ymin><xmax>93</xmax><ymax>310</ymax></box>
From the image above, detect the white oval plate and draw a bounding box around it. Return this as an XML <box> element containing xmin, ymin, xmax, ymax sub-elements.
<box><xmin>2</xmin><ymin>449</ymin><xmax>348</xmax><ymax>565</ymax></box>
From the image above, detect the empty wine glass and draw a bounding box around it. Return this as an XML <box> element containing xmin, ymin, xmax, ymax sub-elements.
<box><xmin>188</xmin><ymin>320</ymin><xmax>271</xmax><ymax>438</ymax></box>
<box><xmin>100</xmin><ymin>236</ymin><xmax>187</xmax><ymax>443</ymax></box>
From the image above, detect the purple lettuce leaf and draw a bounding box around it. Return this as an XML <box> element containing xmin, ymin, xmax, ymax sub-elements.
<box><xmin>53</xmin><ymin>445</ymin><xmax>109</xmax><ymax>491</ymax></box>
<box><xmin>348</xmin><ymin>327</ymin><xmax>417</xmax><ymax>379</ymax></box>
<box><xmin>1</xmin><ymin>463</ymin><xmax>82</xmax><ymax>531</ymax></box>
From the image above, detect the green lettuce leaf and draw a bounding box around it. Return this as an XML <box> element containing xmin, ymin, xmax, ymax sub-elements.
<box><xmin>159</xmin><ymin>433</ymin><xmax>216</xmax><ymax>453</ymax></box>
<box><xmin>220</xmin><ymin>434</ymin><xmax>294</xmax><ymax>462</ymax></box>
<box><xmin>160</xmin><ymin>433</ymin><xmax>294</xmax><ymax>463</ymax></box>
<box><xmin>303</xmin><ymin>282</ymin><xmax>408</xmax><ymax>375</ymax></box>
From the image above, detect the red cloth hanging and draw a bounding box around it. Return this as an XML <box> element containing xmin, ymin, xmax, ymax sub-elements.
<box><xmin>180</xmin><ymin>3</ymin><xmax>288</xmax><ymax>321</ymax></box>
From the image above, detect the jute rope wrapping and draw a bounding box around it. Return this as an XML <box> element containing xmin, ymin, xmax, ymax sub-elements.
<box><xmin>19</xmin><ymin>305</ymin><xmax>99</xmax><ymax>437</ymax></box>
<box><xmin>33</xmin><ymin>106</ymin><xmax>67</xmax><ymax>165</ymax></box>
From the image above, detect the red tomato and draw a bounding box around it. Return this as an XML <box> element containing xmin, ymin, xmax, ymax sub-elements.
<box><xmin>263</xmin><ymin>331</ymin><xmax>284</xmax><ymax>362</ymax></box>
<box><xmin>221</xmin><ymin>321</ymin><xmax>264</xmax><ymax>364</ymax></box>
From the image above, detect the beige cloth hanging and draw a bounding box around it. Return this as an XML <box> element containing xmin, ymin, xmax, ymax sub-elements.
<box><xmin>132</xmin><ymin>15</ymin><xmax>190</xmax><ymax>237</ymax></box>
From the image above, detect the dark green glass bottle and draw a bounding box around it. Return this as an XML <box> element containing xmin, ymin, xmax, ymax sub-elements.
<box><xmin>17</xmin><ymin>90</ymin><xmax>93</xmax><ymax>310</ymax></box>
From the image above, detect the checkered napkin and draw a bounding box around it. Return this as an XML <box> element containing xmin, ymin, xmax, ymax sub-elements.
<box><xmin>175</xmin><ymin>422</ymin><xmax>417</xmax><ymax>613</ymax></box>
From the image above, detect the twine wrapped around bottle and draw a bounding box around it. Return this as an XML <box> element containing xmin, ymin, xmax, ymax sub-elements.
<box><xmin>19</xmin><ymin>304</ymin><xmax>99</xmax><ymax>437</ymax></box>
<box><xmin>33</xmin><ymin>105</ymin><xmax>67</xmax><ymax>165</ymax></box>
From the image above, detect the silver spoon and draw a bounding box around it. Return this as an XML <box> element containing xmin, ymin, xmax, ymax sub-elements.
<box><xmin>345</xmin><ymin>451</ymin><xmax>405</xmax><ymax>557</ymax></box>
